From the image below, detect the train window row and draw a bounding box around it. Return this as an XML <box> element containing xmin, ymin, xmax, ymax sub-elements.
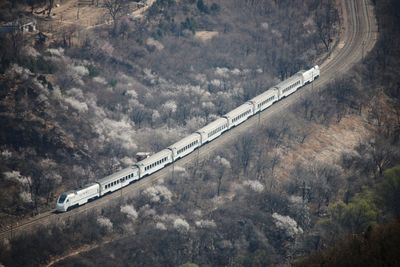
<box><xmin>282</xmin><ymin>80</ymin><xmax>301</xmax><ymax>94</ymax></box>
<box><xmin>105</xmin><ymin>173</ymin><xmax>135</xmax><ymax>189</ymax></box>
<box><xmin>257</xmin><ymin>96</ymin><xmax>275</xmax><ymax>108</ymax></box>
<box><xmin>232</xmin><ymin>109</ymin><xmax>252</xmax><ymax>123</ymax></box>
<box><xmin>177</xmin><ymin>140</ymin><xmax>199</xmax><ymax>154</ymax></box>
<box><xmin>145</xmin><ymin>157</ymin><xmax>168</xmax><ymax>171</ymax></box>
<box><xmin>208</xmin><ymin>124</ymin><xmax>228</xmax><ymax>138</ymax></box>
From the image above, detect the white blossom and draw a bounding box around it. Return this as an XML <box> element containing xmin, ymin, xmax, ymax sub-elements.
<box><xmin>120</xmin><ymin>205</ymin><xmax>138</xmax><ymax>221</ymax></box>
<box><xmin>1</xmin><ymin>150</ymin><xmax>12</xmax><ymax>159</ymax></box>
<box><xmin>155</xmin><ymin>222</ymin><xmax>167</xmax><ymax>230</ymax></box>
<box><xmin>146</xmin><ymin>37</ymin><xmax>164</xmax><ymax>50</ymax></box>
<box><xmin>215</xmin><ymin>67</ymin><xmax>230</xmax><ymax>77</ymax></box>
<box><xmin>193</xmin><ymin>209</ymin><xmax>202</xmax><ymax>217</ymax></box>
<box><xmin>97</xmin><ymin>216</ymin><xmax>113</xmax><ymax>232</ymax></box>
<box><xmin>3</xmin><ymin>171</ymin><xmax>31</xmax><ymax>185</ymax></box>
<box><xmin>161</xmin><ymin>100</ymin><xmax>177</xmax><ymax>114</ymax></box>
<box><xmin>243</xmin><ymin>180</ymin><xmax>264</xmax><ymax>193</ymax></box>
<box><xmin>210</xmin><ymin>79</ymin><xmax>222</xmax><ymax>87</ymax></box>
<box><xmin>19</xmin><ymin>191</ymin><xmax>32</xmax><ymax>203</ymax></box>
<box><xmin>72</xmin><ymin>65</ymin><xmax>89</xmax><ymax>77</ymax></box>
<box><xmin>47</xmin><ymin>48</ymin><xmax>64</xmax><ymax>57</ymax></box>
<box><xmin>64</xmin><ymin>97</ymin><xmax>89</xmax><ymax>113</ymax></box>
<box><xmin>195</xmin><ymin>220</ymin><xmax>216</xmax><ymax>229</ymax></box>
<box><xmin>173</xmin><ymin>218</ymin><xmax>190</xmax><ymax>231</ymax></box>
<box><xmin>67</xmin><ymin>88</ymin><xmax>85</xmax><ymax>100</ymax></box>
<box><xmin>6</xmin><ymin>64</ymin><xmax>32</xmax><ymax>80</ymax></box>
<box><xmin>272</xmin><ymin>212</ymin><xmax>303</xmax><ymax>237</ymax></box>
<box><xmin>214</xmin><ymin>155</ymin><xmax>231</xmax><ymax>169</ymax></box>
<box><xmin>231</xmin><ymin>68</ymin><xmax>241</xmax><ymax>75</ymax></box>
<box><xmin>125</xmin><ymin>89</ymin><xmax>138</xmax><ymax>98</ymax></box>
<box><xmin>94</xmin><ymin>117</ymin><xmax>137</xmax><ymax>151</ymax></box>
<box><xmin>174</xmin><ymin>166</ymin><xmax>186</xmax><ymax>174</ymax></box>
<box><xmin>120</xmin><ymin>157</ymin><xmax>135</xmax><ymax>166</ymax></box>
<box><xmin>93</xmin><ymin>76</ymin><xmax>107</xmax><ymax>84</ymax></box>
<box><xmin>23</xmin><ymin>46</ymin><xmax>40</xmax><ymax>57</ymax></box>
<box><xmin>261</xmin><ymin>22</ymin><xmax>269</xmax><ymax>30</ymax></box>
<box><xmin>143</xmin><ymin>185</ymin><xmax>173</xmax><ymax>203</ymax></box>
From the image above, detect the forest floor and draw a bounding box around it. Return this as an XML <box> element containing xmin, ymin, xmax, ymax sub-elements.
<box><xmin>31</xmin><ymin>0</ymin><xmax>155</xmax><ymax>34</ymax></box>
<box><xmin>276</xmin><ymin>114</ymin><xmax>372</xmax><ymax>180</ymax></box>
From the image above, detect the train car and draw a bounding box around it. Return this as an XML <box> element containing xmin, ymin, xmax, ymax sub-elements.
<box><xmin>168</xmin><ymin>133</ymin><xmax>201</xmax><ymax>161</ymax></box>
<box><xmin>249</xmin><ymin>88</ymin><xmax>279</xmax><ymax>113</ymax></box>
<box><xmin>275</xmin><ymin>73</ymin><xmax>303</xmax><ymax>99</ymax></box>
<box><xmin>196</xmin><ymin>117</ymin><xmax>229</xmax><ymax>145</ymax></box>
<box><xmin>300</xmin><ymin>65</ymin><xmax>320</xmax><ymax>84</ymax></box>
<box><xmin>97</xmin><ymin>166</ymin><xmax>140</xmax><ymax>196</ymax></box>
<box><xmin>135</xmin><ymin>149</ymin><xmax>173</xmax><ymax>177</ymax></box>
<box><xmin>224</xmin><ymin>102</ymin><xmax>254</xmax><ymax>129</ymax></box>
<box><xmin>56</xmin><ymin>183</ymin><xmax>100</xmax><ymax>212</ymax></box>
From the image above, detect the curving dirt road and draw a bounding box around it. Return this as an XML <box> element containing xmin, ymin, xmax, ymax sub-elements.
<box><xmin>0</xmin><ymin>0</ymin><xmax>378</xmax><ymax>241</ymax></box>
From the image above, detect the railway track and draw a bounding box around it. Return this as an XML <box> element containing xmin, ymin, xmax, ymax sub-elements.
<box><xmin>0</xmin><ymin>0</ymin><xmax>377</xmax><ymax>241</ymax></box>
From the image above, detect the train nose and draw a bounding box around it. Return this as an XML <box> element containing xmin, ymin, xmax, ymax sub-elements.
<box><xmin>56</xmin><ymin>203</ymin><xmax>66</xmax><ymax>212</ymax></box>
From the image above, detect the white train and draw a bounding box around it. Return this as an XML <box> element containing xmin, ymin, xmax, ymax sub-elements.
<box><xmin>56</xmin><ymin>66</ymin><xmax>320</xmax><ymax>212</ymax></box>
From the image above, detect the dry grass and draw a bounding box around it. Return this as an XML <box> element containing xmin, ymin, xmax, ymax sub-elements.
<box><xmin>276</xmin><ymin>114</ymin><xmax>372</xmax><ymax>180</ymax></box>
<box><xmin>194</xmin><ymin>31</ymin><xmax>219</xmax><ymax>42</ymax></box>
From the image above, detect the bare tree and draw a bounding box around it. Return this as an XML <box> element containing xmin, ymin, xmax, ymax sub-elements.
<box><xmin>47</xmin><ymin>0</ymin><xmax>54</xmax><ymax>17</ymax></box>
<box><xmin>104</xmin><ymin>0</ymin><xmax>127</xmax><ymax>33</ymax></box>
<box><xmin>315</xmin><ymin>0</ymin><xmax>337</xmax><ymax>51</ymax></box>
<box><xmin>234</xmin><ymin>135</ymin><xmax>256</xmax><ymax>175</ymax></box>
<box><xmin>131</xmin><ymin>106</ymin><xmax>148</xmax><ymax>128</ymax></box>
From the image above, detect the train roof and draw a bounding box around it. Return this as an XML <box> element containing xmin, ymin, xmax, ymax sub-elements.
<box><xmin>97</xmin><ymin>166</ymin><xmax>139</xmax><ymax>185</ymax></box>
<box><xmin>274</xmin><ymin>73</ymin><xmax>303</xmax><ymax>89</ymax></box>
<box><xmin>135</xmin><ymin>149</ymin><xmax>172</xmax><ymax>166</ymax></box>
<box><xmin>196</xmin><ymin>117</ymin><xmax>228</xmax><ymax>134</ymax></box>
<box><xmin>168</xmin><ymin>133</ymin><xmax>200</xmax><ymax>150</ymax></box>
<box><xmin>224</xmin><ymin>102</ymin><xmax>253</xmax><ymax>118</ymax></box>
<box><xmin>250</xmin><ymin>87</ymin><xmax>278</xmax><ymax>104</ymax></box>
